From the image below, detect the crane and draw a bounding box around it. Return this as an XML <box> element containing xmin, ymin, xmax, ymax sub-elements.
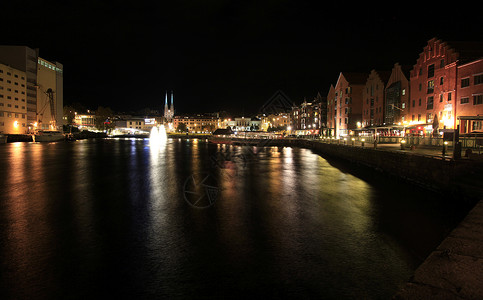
<box><xmin>36</xmin><ymin>86</ymin><xmax>56</xmax><ymax>130</ymax></box>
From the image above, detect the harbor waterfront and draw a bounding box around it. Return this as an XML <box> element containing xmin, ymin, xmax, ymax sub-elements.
<box><xmin>0</xmin><ymin>138</ymin><xmax>474</xmax><ymax>299</ymax></box>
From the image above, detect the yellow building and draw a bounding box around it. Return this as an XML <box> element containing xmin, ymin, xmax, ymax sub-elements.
<box><xmin>173</xmin><ymin>115</ymin><xmax>219</xmax><ymax>133</ymax></box>
<box><xmin>0</xmin><ymin>63</ymin><xmax>28</xmax><ymax>134</ymax></box>
<box><xmin>261</xmin><ymin>113</ymin><xmax>290</xmax><ymax>131</ymax></box>
<box><xmin>36</xmin><ymin>57</ymin><xmax>63</xmax><ymax>130</ymax></box>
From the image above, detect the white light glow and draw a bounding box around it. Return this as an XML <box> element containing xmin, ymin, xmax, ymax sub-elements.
<box><xmin>150</xmin><ymin>124</ymin><xmax>168</xmax><ymax>146</ymax></box>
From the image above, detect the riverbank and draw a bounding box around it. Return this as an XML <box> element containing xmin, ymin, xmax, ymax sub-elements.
<box><xmin>394</xmin><ymin>199</ymin><xmax>483</xmax><ymax>299</ymax></box>
<box><xmin>211</xmin><ymin>137</ymin><xmax>483</xmax><ymax>298</ymax></box>
<box><xmin>215</xmin><ymin>137</ymin><xmax>483</xmax><ymax>202</ymax></box>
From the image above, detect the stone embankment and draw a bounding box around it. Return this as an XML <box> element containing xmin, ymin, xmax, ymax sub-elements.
<box><xmin>226</xmin><ymin>137</ymin><xmax>483</xmax><ymax>201</ymax></box>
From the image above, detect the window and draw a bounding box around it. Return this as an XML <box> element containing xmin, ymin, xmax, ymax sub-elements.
<box><xmin>448</xmin><ymin>92</ymin><xmax>452</xmax><ymax>101</ymax></box>
<box><xmin>473</xmin><ymin>121</ymin><xmax>482</xmax><ymax>131</ymax></box>
<box><xmin>427</xmin><ymin>96</ymin><xmax>434</xmax><ymax>110</ymax></box>
<box><xmin>418</xmin><ymin>114</ymin><xmax>421</xmax><ymax>121</ymax></box>
<box><xmin>428</xmin><ymin>64</ymin><xmax>435</xmax><ymax>78</ymax></box>
<box><xmin>402</xmin><ymin>103</ymin><xmax>406</xmax><ymax>109</ymax></box>
<box><xmin>461</xmin><ymin>97</ymin><xmax>469</xmax><ymax>104</ymax></box>
<box><xmin>412</xmin><ymin>100</ymin><xmax>415</xmax><ymax>107</ymax></box>
<box><xmin>475</xmin><ymin>74</ymin><xmax>483</xmax><ymax>85</ymax></box>
<box><xmin>461</xmin><ymin>78</ymin><xmax>470</xmax><ymax>88</ymax></box>
<box><xmin>474</xmin><ymin>95</ymin><xmax>483</xmax><ymax>105</ymax></box>
<box><xmin>440</xmin><ymin>59</ymin><xmax>445</xmax><ymax>68</ymax></box>
<box><xmin>419</xmin><ymin>99</ymin><xmax>421</xmax><ymax>106</ymax></box>
<box><xmin>427</xmin><ymin>80</ymin><xmax>434</xmax><ymax>93</ymax></box>
<box><xmin>440</xmin><ymin>94</ymin><xmax>443</xmax><ymax>102</ymax></box>
<box><xmin>402</xmin><ymin>89</ymin><xmax>406</xmax><ymax>96</ymax></box>
<box><xmin>440</xmin><ymin>77</ymin><xmax>444</xmax><ymax>85</ymax></box>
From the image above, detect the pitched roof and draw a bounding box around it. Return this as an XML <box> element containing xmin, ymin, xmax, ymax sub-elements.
<box><xmin>341</xmin><ymin>72</ymin><xmax>368</xmax><ymax>85</ymax></box>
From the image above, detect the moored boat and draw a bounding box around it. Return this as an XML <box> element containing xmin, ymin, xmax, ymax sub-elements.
<box><xmin>33</xmin><ymin>130</ymin><xmax>65</xmax><ymax>142</ymax></box>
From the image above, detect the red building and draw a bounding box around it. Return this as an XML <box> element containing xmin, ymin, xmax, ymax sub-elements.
<box><xmin>327</xmin><ymin>72</ymin><xmax>366</xmax><ymax>137</ymax></box>
<box><xmin>408</xmin><ymin>38</ymin><xmax>483</xmax><ymax>136</ymax></box>
<box><xmin>362</xmin><ymin>69</ymin><xmax>390</xmax><ymax>128</ymax></box>
<box><xmin>456</xmin><ymin>57</ymin><xmax>483</xmax><ymax>134</ymax></box>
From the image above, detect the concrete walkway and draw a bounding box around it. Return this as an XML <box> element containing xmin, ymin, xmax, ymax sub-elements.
<box><xmin>394</xmin><ymin>200</ymin><xmax>483</xmax><ymax>299</ymax></box>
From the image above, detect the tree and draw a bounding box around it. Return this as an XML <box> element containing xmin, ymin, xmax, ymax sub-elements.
<box><xmin>95</xmin><ymin>106</ymin><xmax>115</xmax><ymax>132</ymax></box>
<box><xmin>63</xmin><ymin>105</ymin><xmax>76</xmax><ymax>125</ymax></box>
<box><xmin>176</xmin><ymin>122</ymin><xmax>187</xmax><ymax>133</ymax></box>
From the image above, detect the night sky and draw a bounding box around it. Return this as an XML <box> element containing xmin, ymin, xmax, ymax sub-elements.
<box><xmin>2</xmin><ymin>1</ymin><xmax>483</xmax><ymax>116</ymax></box>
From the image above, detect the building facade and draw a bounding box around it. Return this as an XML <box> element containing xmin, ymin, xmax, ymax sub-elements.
<box><xmin>164</xmin><ymin>91</ymin><xmax>174</xmax><ymax>122</ymax></box>
<box><xmin>456</xmin><ymin>58</ymin><xmax>483</xmax><ymax>133</ymax></box>
<box><xmin>0</xmin><ymin>63</ymin><xmax>28</xmax><ymax>134</ymax></box>
<box><xmin>409</xmin><ymin>38</ymin><xmax>483</xmax><ymax>135</ymax></box>
<box><xmin>385</xmin><ymin>63</ymin><xmax>411</xmax><ymax>126</ymax></box>
<box><xmin>409</xmin><ymin>38</ymin><xmax>460</xmax><ymax>134</ymax></box>
<box><xmin>327</xmin><ymin>72</ymin><xmax>366</xmax><ymax>137</ymax></box>
<box><xmin>173</xmin><ymin>115</ymin><xmax>218</xmax><ymax>133</ymax></box>
<box><xmin>0</xmin><ymin>46</ymin><xmax>38</xmax><ymax>126</ymax></box>
<box><xmin>37</xmin><ymin>57</ymin><xmax>63</xmax><ymax>130</ymax></box>
<box><xmin>362</xmin><ymin>70</ymin><xmax>390</xmax><ymax>128</ymax></box>
<box><xmin>0</xmin><ymin>46</ymin><xmax>63</xmax><ymax>132</ymax></box>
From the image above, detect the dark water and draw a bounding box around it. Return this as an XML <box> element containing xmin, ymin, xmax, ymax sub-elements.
<box><xmin>0</xmin><ymin>138</ymin><xmax>470</xmax><ymax>299</ymax></box>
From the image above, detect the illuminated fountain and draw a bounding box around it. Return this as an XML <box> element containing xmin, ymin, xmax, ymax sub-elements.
<box><xmin>150</xmin><ymin>124</ymin><xmax>168</xmax><ymax>146</ymax></box>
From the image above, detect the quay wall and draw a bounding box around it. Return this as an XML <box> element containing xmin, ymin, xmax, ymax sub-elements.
<box><xmin>233</xmin><ymin>138</ymin><xmax>483</xmax><ymax>202</ymax></box>
<box><xmin>303</xmin><ymin>140</ymin><xmax>481</xmax><ymax>202</ymax></box>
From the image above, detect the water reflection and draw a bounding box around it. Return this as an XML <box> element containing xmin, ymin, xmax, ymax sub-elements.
<box><xmin>0</xmin><ymin>139</ymin><xmax>469</xmax><ymax>299</ymax></box>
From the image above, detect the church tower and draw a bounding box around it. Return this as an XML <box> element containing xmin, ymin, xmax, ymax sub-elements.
<box><xmin>164</xmin><ymin>90</ymin><xmax>174</xmax><ymax>122</ymax></box>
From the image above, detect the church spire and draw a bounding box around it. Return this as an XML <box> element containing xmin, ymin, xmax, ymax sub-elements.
<box><xmin>164</xmin><ymin>90</ymin><xmax>174</xmax><ymax>122</ymax></box>
<box><xmin>170</xmin><ymin>90</ymin><xmax>174</xmax><ymax>113</ymax></box>
<box><xmin>164</xmin><ymin>91</ymin><xmax>168</xmax><ymax>115</ymax></box>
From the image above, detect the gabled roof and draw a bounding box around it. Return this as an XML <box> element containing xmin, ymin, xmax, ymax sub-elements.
<box><xmin>374</xmin><ymin>70</ymin><xmax>392</xmax><ymax>84</ymax></box>
<box><xmin>339</xmin><ymin>72</ymin><xmax>368</xmax><ymax>85</ymax></box>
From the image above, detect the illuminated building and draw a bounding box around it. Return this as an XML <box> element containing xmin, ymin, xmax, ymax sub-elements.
<box><xmin>290</xmin><ymin>94</ymin><xmax>326</xmax><ymax>135</ymax></box>
<box><xmin>0</xmin><ymin>46</ymin><xmax>38</xmax><ymax>126</ymax></box>
<box><xmin>362</xmin><ymin>69</ymin><xmax>390</xmax><ymax>128</ymax></box>
<box><xmin>73</xmin><ymin>112</ymin><xmax>95</xmax><ymax>128</ymax></box>
<box><xmin>327</xmin><ymin>72</ymin><xmax>366</xmax><ymax>137</ymax></box>
<box><xmin>409</xmin><ymin>38</ymin><xmax>483</xmax><ymax>135</ymax></box>
<box><xmin>37</xmin><ymin>57</ymin><xmax>63</xmax><ymax>130</ymax></box>
<box><xmin>384</xmin><ymin>63</ymin><xmax>411</xmax><ymax>126</ymax></box>
<box><xmin>0</xmin><ymin>46</ymin><xmax>63</xmax><ymax>131</ymax></box>
<box><xmin>164</xmin><ymin>90</ymin><xmax>174</xmax><ymax>122</ymax></box>
<box><xmin>456</xmin><ymin>57</ymin><xmax>483</xmax><ymax>134</ymax></box>
<box><xmin>0</xmin><ymin>63</ymin><xmax>28</xmax><ymax>134</ymax></box>
<box><xmin>261</xmin><ymin>113</ymin><xmax>290</xmax><ymax>131</ymax></box>
<box><xmin>173</xmin><ymin>115</ymin><xmax>219</xmax><ymax>133</ymax></box>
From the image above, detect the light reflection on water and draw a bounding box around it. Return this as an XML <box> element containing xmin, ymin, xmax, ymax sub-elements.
<box><xmin>0</xmin><ymin>139</ymin><xmax>470</xmax><ymax>299</ymax></box>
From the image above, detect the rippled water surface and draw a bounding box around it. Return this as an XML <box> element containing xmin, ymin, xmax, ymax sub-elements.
<box><xmin>0</xmin><ymin>138</ymin><xmax>469</xmax><ymax>299</ymax></box>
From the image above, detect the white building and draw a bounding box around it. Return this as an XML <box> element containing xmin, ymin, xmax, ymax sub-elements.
<box><xmin>37</xmin><ymin>57</ymin><xmax>63</xmax><ymax>130</ymax></box>
<box><xmin>0</xmin><ymin>63</ymin><xmax>28</xmax><ymax>134</ymax></box>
